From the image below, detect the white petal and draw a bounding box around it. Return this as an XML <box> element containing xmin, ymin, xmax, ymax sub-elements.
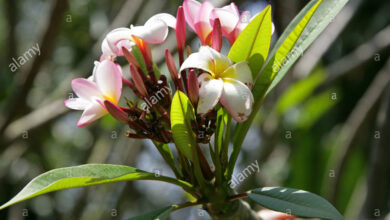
<box><xmin>145</xmin><ymin>13</ymin><xmax>176</xmax><ymax>29</ymax></box>
<box><xmin>180</xmin><ymin>48</ymin><xmax>214</xmax><ymax>74</ymax></box>
<box><xmin>222</xmin><ymin>61</ymin><xmax>253</xmax><ymax>88</ymax></box>
<box><xmin>76</xmin><ymin>103</ymin><xmax>107</xmax><ymax>127</ymax></box>
<box><xmin>71</xmin><ymin>78</ymin><xmax>103</xmax><ymax>101</ymax></box>
<box><xmin>64</xmin><ymin>98</ymin><xmax>90</xmax><ymax>110</ymax></box>
<box><xmin>197</xmin><ymin>73</ymin><xmax>223</xmax><ymax>114</ymax></box>
<box><xmin>220</xmin><ymin>78</ymin><xmax>254</xmax><ymax>122</ymax></box>
<box><xmin>88</xmin><ymin>61</ymin><xmax>100</xmax><ymax>82</ymax></box>
<box><xmin>200</xmin><ymin>46</ymin><xmax>232</xmax><ymax>75</ymax></box>
<box><xmin>180</xmin><ymin>46</ymin><xmax>232</xmax><ymax>76</ymax></box>
<box><xmin>105</xmin><ymin>28</ymin><xmax>132</xmax><ymax>53</ymax></box>
<box><xmin>131</xmin><ymin>20</ymin><xmax>168</xmax><ymax>44</ymax></box>
<box><xmin>95</xmin><ymin>60</ymin><xmax>123</xmax><ymax>103</ymax></box>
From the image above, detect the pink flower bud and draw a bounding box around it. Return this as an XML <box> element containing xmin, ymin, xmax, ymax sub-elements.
<box><xmin>104</xmin><ymin>100</ymin><xmax>130</xmax><ymax>124</ymax></box>
<box><xmin>130</xmin><ymin>64</ymin><xmax>148</xmax><ymax>97</ymax></box>
<box><xmin>212</xmin><ymin>18</ymin><xmax>222</xmax><ymax>52</ymax></box>
<box><xmin>176</xmin><ymin>6</ymin><xmax>187</xmax><ymax>64</ymax></box>
<box><xmin>165</xmin><ymin>49</ymin><xmax>178</xmax><ymax>80</ymax></box>
<box><xmin>187</xmin><ymin>69</ymin><xmax>199</xmax><ymax>105</ymax></box>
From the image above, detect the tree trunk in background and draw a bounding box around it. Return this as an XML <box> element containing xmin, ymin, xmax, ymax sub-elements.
<box><xmin>360</xmin><ymin>87</ymin><xmax>390</xmax><ymax>219</ymax></box>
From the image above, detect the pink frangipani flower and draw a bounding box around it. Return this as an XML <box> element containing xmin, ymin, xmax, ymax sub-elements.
<box><xmin>180</xmin><ymin>46</ymin><xmax>254</xmax><ymax>122</ymax></box>
<box><xmin>184</xmin><ymin>0</ymin><xmax>274</xmax><ymax>45</ymax></box>
<box><xmin>101</xmin><ymin>13</ymin><xmax>176</xmax><ymax>59</ymax></box>
<box><xmin>64</xmin><ymin>60</ymin><xmax>123</xmax><ymax>127</ymax></box>
<box><xmin>183</xmin><ymin>0</ymin><xmax>214</xmax><ymax>45</ymax></box>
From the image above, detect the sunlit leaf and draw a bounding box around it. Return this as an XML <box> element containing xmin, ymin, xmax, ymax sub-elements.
<box><xmin>228</xmin><ymin>5</ymin><xmax>272</xmax><ymax>78</ymax></box>
<box><xmin>229</xmin><ymin>0</ymin><xmax>350</xmax><ymax>177</ymax></box>
<box><xmin>170</xmin><ymin>91</ymin><xmax>197</xmax><ymax>160</ymax></box>
<box><xmin>0</xmin><ymin>164</ymin><xmax>192</xmax><ymax>210</ymax></box>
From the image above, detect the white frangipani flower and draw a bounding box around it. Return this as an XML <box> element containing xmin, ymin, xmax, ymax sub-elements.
<box><xmin>180</xmin><ymin>46</ymin><xmax>254</xmax><ymax>122</ymax></box>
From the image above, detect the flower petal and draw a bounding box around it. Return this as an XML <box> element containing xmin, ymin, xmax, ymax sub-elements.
<box><xmin>105</xmin><ymin>28</ymin><xmax>132</xmax><ymax>54</ymax></box>
<box><xmin>146</xmin><ymin>13</ymin><xmax>176</xmax><ymax>29</ymax></box>
<box><xmin>210</xmin><ymin>5</ymin><xmax>240</xmax><ymax>36</ymax></box>
<box><xmin>131</xmin><ymin>20</ymin><xmax>168</xmax><ymax>44</ymax></box>
<box><xmin>183</xmin><ymin>0</ymin><xmax>201</xmax><ymax>31</ymax></box>
<box><xmin>95</xmin><ymin>60</ymin><xmax>122</xmax><ymax>103</ymax></box>
<box><xmin>222</xmin><ymin>61</ymin><xmax>253</xmax><ymax>88</ymax></box>
<box><xmin>71</xmin><ymin>78</ymin><xmax>102</xmax><ymax>101</ymax></box>
<box><xmin>180</xmin><ymin>46</ymin><xmax>232</xmax><ymax>76</ymax></box>
<box><xmin>76</xmin><ymin>103</ymin><xmax>107</xmax><ymax>127</ymax></box>
<box><xmin>220</xmin><ymin>78</ymin><xmax>254</xmax><ymax>122</ymax></box>
<box><xmin>64</xmin><ymin>98</ymin><xmax>90</xmax><ymax>110</ymax></box>
<box><xmin>194</xmin><ymin>1</ymin><xmax>214</xmax><ymax>44</ymax></box>
<box><xmin>180</xmin><ymin>47</ymin><xmax>214</xmax><ymax>74</ymax></box>
<box><xmin>197</xmin><ymin>73</ymin><xmax>223</xmax><ymax>114</ymax></box>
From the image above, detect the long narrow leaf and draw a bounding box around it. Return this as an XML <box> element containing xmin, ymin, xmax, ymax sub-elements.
<box><xmin>229</xmin><ymin>0</ymin><xmax>351</xmax><ymax>177</ymax></box>
<box><xmin>228</xmin><ymin>5</ymin><xmax>272</xmax><ymax>78</ymax></box>
<box><xmin>0</xmin><ymin>164</ymin><xmax>192</xmax><ymax>210</ymax></box>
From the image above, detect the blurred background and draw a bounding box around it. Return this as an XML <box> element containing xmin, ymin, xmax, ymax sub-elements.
<box><xmin>0</xmin><ymin>0</ymin><xmax>389</xmax><ymax>219</ymax></box>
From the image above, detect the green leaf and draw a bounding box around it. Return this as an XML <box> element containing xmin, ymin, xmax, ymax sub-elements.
<box><xmin>170</xmin><ymin>91</ymin><xmax>197</xmax><ymax>160</ymax></box>
<box><xmin>127</xmin><ymin>205</ymin><xmax>174</xmax><ymax>220</ymax></box>
<box><xmin>0</xmin><ymin>164</ymin><xmax>193</xmax><ymax>210</ymax></box>
<box><xmin>229</xmin><ymin>0</ymin><xmax>350</xmax><ymax>178</ymax></box>
<box><xmin>131</xmin><ymin>45</ymin><xmax>148</xmax><ymax>74</ymax></box>
<box><xmin>228</xmin><ymin>5</ymin><xmax>272</xmax><ymax>78</ymax></box>
<box><xmin>249</xmin><ymin>187</ymin><xmax>345</xmax><ymax>220</ymax></box>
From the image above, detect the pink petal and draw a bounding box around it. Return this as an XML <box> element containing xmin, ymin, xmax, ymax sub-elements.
<box><xmin>194</xmin><ymin>1</ymin><xmax>214</xmax><ymax>44</ymax></box>
<box><xmin>76</xmin><ymin>103</ymin><xmax>107</xmax><ymax>127</ymax></box>
<box><xmin>71</xmin><ymin>78</ymin><xmax>102</xmax><ymax>101</ymax></box>
<box><xmin>197</xmin><ymin>73</ymin><xmax>223</xmax><ymax>114</ymax></box>
<box><xmin>183</xmin><ymin>0</ymin><xmax>201</xmax><ymax>31</ymax></box>
<box><xmin>220</xmin><ymin>78</ymin><xmax>254</xmax><ymax>122</ymax></box>
<box><xmin>95</xmin><ymin>60</ymin><xmax>123</xmax><ymax>103</ymax></box>
<box><xmin>210</xmin><ymin>7</ymin><xmax>240</xmax><ymax>37</ymax></box>
<box><xmin>64</xmin><ymin>98</ymin><xmax>90</xmax><ymax>110</ymax></box>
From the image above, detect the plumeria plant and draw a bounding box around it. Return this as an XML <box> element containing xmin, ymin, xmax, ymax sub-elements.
<box><xmin>0</xmin><ymin>0</ymin><xmax>350</xmax><ymax>219</ymax></box>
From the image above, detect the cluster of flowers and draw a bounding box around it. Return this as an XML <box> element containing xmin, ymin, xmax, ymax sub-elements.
<box><xmin>65</xmin><ymin>0</ymin><xmax>258</xmax><ymax>142</ymax></box>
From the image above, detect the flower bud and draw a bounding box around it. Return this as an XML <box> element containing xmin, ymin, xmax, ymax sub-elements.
<box><xmin>212</xmin><ymin>18</ymin><xmax>222</xmax><ymax>52</ymax></box>
<box><xmin>176</xmin><ymin>6</ymin><xmax>186</xmax><ymax>64</ymax></box>
<box><xmin>104</xmin><ymin>100</ymin><xmax>130</xmax><ymax>124</ymax></box>
<box><xmin>187</xmin><ymin>69</ymin><xmax>199</xmax><ymax>106</ymax></box>
<box><xmin>130</xmin><ymin>64</ymin><xmax>148</xmax><ymax>97</ymax></box>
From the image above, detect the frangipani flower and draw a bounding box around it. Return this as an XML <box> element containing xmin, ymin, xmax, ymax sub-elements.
<box><xmin>183</xmin><ymin>0</ymin><xmax>214</xmax><ymax>45</ymax></box>
<box><xmin>184</xmin><ymin>0</ymin><xmax>274</xmax><ymax>45</ymax></box>
<box><xmin>101</xmin><ymin>13</ymin><xmax>176</xmax><ymax>59</ymax></box>
<box><xmin>180</xmin><ymin>46</ymin><xmax>254</xmax><ymax>122</ymax></box>
<box><xmin>210</xmin><ymin>3</ymin><xmax>251</xmax><ymax>45</ymax></box>
<box><xmin>64</xmin><ymin>60</ymin><xmax>122</xmax><ymax>126</ymax></box>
